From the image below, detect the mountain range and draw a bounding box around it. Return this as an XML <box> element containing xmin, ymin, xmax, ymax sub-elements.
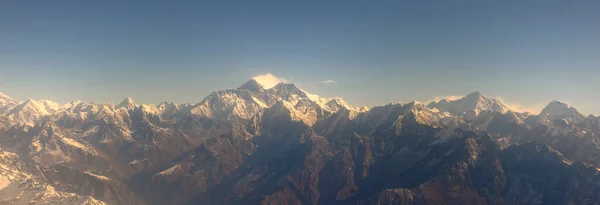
<box><xmin>1</xmin><ymin>78</ymin><xmax>599</xmax><ymax>205</ymax></box>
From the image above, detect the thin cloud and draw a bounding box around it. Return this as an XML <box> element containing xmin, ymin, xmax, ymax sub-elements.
<box><xmin>433</xmin><ymin>95</ymin><xmax>463</xmax><ymax>102</ymax></box>
<box><xmin>424</xmin><ymin>95</ymin><xmax>462</xmax><ymax>105</ymax></box>
<box><xmin>319</xmin><ymin>80</ymin><xmax>336</xmax><ymax>85</ymax></box>
<box><xmin>251</xmin><ymin>73</ymin><xmax>288</xmax><ymax>89</ymax></box>
<box><xmin>496</xmin><ymin>97</ymin><xmax>544</xmax><ymax>114</ymax></box>
<box><xmin>428</xmin><ymin>95</ymin><xmax>543</xmax><ymax>114</ymax></box>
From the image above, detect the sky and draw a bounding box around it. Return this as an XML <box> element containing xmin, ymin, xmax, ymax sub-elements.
<box><xmin>1</xmin><ymin>0</ymin><xmax>599</xmax><ymax>115</ymax></box>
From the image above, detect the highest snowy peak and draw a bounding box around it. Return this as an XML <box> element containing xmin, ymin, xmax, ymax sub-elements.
<box><xmin>238</xmin><ymin>79</ymin><xmax>362</xmax><ymax>112</ymax></box>
<box><xmin>427</xmin><ymin>91</ymin><xmax>510</xmax><ymax>116</ymax></box>
<box><xmin>187</xmin><ymin>79</ymin><xmax>363</xmax><ymax>122</ymax></box>
<box><xmin>238</xmin><ymin>79</ymin><xmax>266</xmax><ymax>93</ymax></box>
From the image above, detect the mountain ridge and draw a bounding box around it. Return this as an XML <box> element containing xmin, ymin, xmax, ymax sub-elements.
<box><xmin>2</xmin><ymin>79</ymin><xmax>600</xmax><ymax>205</ymax></box>
<box><xmin>3</xmin><ymin>86</ymin><xmax>593</xmax><ymax>118</ymax></box>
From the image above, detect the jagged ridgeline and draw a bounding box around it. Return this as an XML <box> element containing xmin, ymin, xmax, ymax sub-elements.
<box><xmin>1</xmin><ymin>79</ymin><xmax>600</xmax><ymax>205</ymax></box>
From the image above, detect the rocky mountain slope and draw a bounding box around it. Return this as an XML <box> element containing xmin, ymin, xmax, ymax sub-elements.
<box><xmin>1</xmin><ymin>79</ymin><xmax>599</xmax><ymax>205</ymax></box>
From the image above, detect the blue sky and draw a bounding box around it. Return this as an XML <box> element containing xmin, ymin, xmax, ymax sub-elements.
<box><xmin>1</xmin><ymin>0</ymin><xmax>599</xmax><ymax>114</ymax></box>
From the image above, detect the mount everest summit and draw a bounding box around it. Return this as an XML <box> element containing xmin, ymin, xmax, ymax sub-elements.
<box><xmin>1</xmin><ymin>78</ymin><xmax>600</xmax><ymax>205</ymax></box>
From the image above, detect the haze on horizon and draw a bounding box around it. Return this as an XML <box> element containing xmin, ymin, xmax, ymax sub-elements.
<box><xmin>1</xmin><ymin>1</ymin><xmax>599</xmax><ymax>115</ymax></box>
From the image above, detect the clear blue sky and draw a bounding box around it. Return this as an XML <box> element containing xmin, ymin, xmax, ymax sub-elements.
<box><xmin>1</xmin><ymin>0</ymin><xmax>599</xmax><ymax>114</ymax></box>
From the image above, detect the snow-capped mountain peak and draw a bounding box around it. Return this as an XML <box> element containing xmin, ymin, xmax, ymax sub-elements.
<box><xmin>271</xmin><ymin>82</ymin><xmax>305</xmax><ymax>94</ymax></box>
<box><xmin>2</xmin><ymin>78</ymin><xmax>600</xmax><ymax>205</ymax></box>
<box><xmin>157</xmin><ymin>101</ymin><xmax>177</xmax><ymax>110</ymax></box>
<box><xmin>428</xmin><ymin>91</ymin><xmax>509</xmax><ymax>116</ymax></box>
<box><xmin>0</xmin><ymin>92</ymin><xmax>16</xmax><ymax>106</ymax></box>
<box><xmin>42</xmin><ymin>100</ymin><xmax>64</xmax><ymax>111</ymax></box>
<box><xmin>64</xmin><ymin>100</ymin><xmax>83</xmax><ymax>109</ymax></box>
<box><xmin>324</xmin><ymin>97</ymin><xmax>352</xmax><ymax>111</ymax></box>
<box><xmin>188</xmin><ymin>78</ymin><xmax>364</xmax><ymax>122</ymax></box>
<box><xmin>17</xmin><ymin>99</ymin><xmax>64</xmax><ymax>115</ymax></box>
<box><xmin>0</xmin><ymin>92</ymin><xmax>17</xmax><ymax>114</ymax></box>
<box><xmin>0</xmin><ymin>98</ymin><xmax>65</xmax><ymax>125</ymax></box>
<box><xmin>238</xmin><ymin>79</ymin><xmax>266</xmax><ymax>93</ymax></box>
<box><xmin>268</xmin><ymin>83</ymin><xmax>315</xmax><ymax>104</ymax></box>
<box><xmin>537</xmin><ymin>101</ymin><xmax>585</xmax><ymax>128</ymax></box>
<box><xmin>465</xmin><ymin>91</ymin><xmax>483</xmax><ymax>99</ymax></box>
<box><xmin>117</xmin><ymin>97</ymin><xmax>137</xmax><ymax>110</ymax></box>
<box><xmin>544</xmin><ymin>101</ymin><xmax>572</xmax><ymax>111</ymax></box>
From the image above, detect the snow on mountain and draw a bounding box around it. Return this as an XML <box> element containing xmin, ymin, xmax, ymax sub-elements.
<box><xmin>403</xmin><ymin>101</ymin><xmax>453</xmax><ymax>127</ymax></box>
<box><xmin>0</xmin><ymin>86</ymin><xmax>592</xmax><ymax>135</ymax></box>
<box><xmin>262</xmin><ymin>83</ymin><xmax>311</xmax><ymax>106</ymax></box>
<box><xmin>63</xmin><ymin>100</ymin><xmax>83</xmax><ymax>109</ymax></box>
<box><xmin>537</xmin><ymin>101</ymin><xmax>585</xmax><ymax>128</ymax></box>
<box><xmin>238</xmin><ymin>79</ymin><xmax>266</xmax><ymax>93</ymax></box>
<box><xmin>42</xmin><ymin>100</ymin><xmax>64</xmax><ymax>112</ymax></box>
<box><xmin>296</xmin><ymin>88</ymin><xmax>364</xmax><ymax>112</ymax></box>
<box><xmin>157</xmin><ymin>102</ymin><xmax>186</xmax><ymax>118</ymax></box>
<box><xmin>189</xmin><ymin>89</ymin><xmax>267</xmax><ymax>120</ymax></box>
<box><xmin>469</xmin><ymin>110</ymin><xmax>526</xmax><ymax>132</ymax></box>
<box><xmin>140</xmin><ymin>104</ymin><xmax>161</xmax><ymax>116</ymax></box>
<box><xmin>0</xmin><ymin>122</ymin><xmax>116</xmax><ymax>174</ymax></box>
<box><xmin>1</xmin><ymin>79</ymin><xmax>365</xmax><ymax>128</ymax></box>
<box><xmin>3</xmin><ymin>79</ymin><xmax>600</xmax><ymax>205</ymax></box>
<box><xmin>0</xmin><ymin>93</ymin><xmax>16</xmax><ymax>107</ymax></box>
<box><xmin>262</xmin><ymin>101</ymin><xmax>321</xmax><ymax>125</ymax></box>
<box><xmin>58</xmin><ymin>101</ymin><xmax>128</xmax><ymax>126</ymax></box>
<box><xmin>256</xmin><ymin>82</ymin><xmax>363</xmax><ymax>112</ymax></box>
<box><xmin>188</xmin><ymin>79</ymin><xmax>365</xmax><ymax>123</ymax></box>
<box><xmin>11</xmin><ymin>99</ymin><xmax>52</xmax><ymax>115</ymax></box>
<box><xmin>542</xmin><ymin>118</ymin><xmax>583</xmax><ymax>137</ymax></box>
<box><xmin>427</xmin><ymin>91</ymin><xmax>510</xmax><ymax>118</ymax></box>
<box><xmin>0</xmin><ymin>148</ymin><xmax>107</xmax><ymax>205</ymax></box>
<box><xmin>2</xmin><ymin>99</ymin><xmax>65</xmax><ymax>125</ymax></box>
<box><xmin>0</xmin><ymin>93</ymin><xmax>17</xmax><ymax>115</ymax></box>
<box><xmin>117</xmin><ymin>97</ymin><xmax>138</xmax><ymax>110</ymax></box>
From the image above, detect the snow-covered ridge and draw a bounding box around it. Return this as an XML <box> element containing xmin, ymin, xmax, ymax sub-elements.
<box><xmin>0</xmin><ymin>92</ymin><xmax>16</xmax><ymax>107</ymax></box>
<box><xmin>427</xmin><ymin>91</ymin><xmax>510</xmax><ymax>116</ymax></box>
<box><xmin>0</xmin><ymin>98</ymin><xmax>67</xmax><ymax>125</ymax></box>
<box><xmin>184</xmin><ymin>79</ymin><xmax>369</xmax><ymax>123</ymax></box>
<box><xmin>0</xmin><ymin>78</ymin><xmax>367</xmax><ymax>127</ymax></box>
<box><xmin>0</xmin><ymin>93</ymin><xmax>190</xmax><ymax>126</ymax></box>
<box><xmin>0</xmin><ymin>81</ymin><xmax>590</xmax><ymax>132</ymax></box>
